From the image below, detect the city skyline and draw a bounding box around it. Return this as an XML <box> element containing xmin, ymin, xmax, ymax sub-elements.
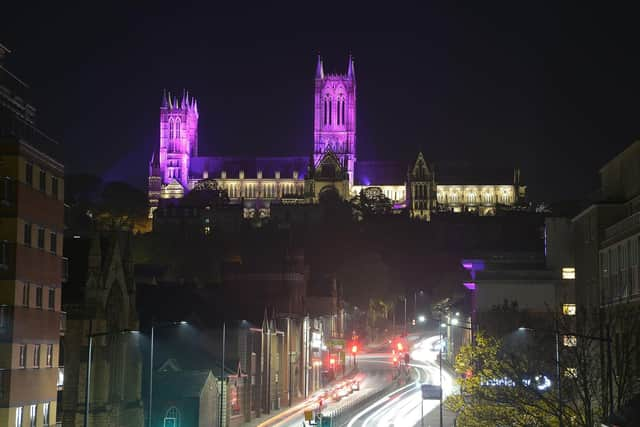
<box><xmin>3</xmin><ymin>3</ymin><xmax>640</xmax><ymax>204</ymax></box>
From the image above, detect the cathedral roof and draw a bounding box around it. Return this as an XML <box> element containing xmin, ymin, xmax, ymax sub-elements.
<box><xmin>190</xmin><ymin>156</ymin><xmax>308</xmax><ymax>180</ymax></box>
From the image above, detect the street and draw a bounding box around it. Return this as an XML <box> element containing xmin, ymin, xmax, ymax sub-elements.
<box><xmin>259</xmin><ymin>335</ymin><xmax>456</xmax><ymax>427</ymax></box>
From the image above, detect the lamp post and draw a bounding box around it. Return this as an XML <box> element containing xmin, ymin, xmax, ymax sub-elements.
<box><xmin>413</xmin><ymin>290</ymin><xmax>424</xmax><ymax>326</ymax></box>
<box><xmin>148</xmin><ymin>320</ymin><xmax>188</xmax><ymax>427</ymax></box>
<box><xmin>85</xmin><ymin>328</ymin><xmax>139</xmax><ymax>427</ymax></box>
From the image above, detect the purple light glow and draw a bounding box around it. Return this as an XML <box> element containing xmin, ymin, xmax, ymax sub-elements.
<box><xmin>462</xmin><ymin>262</ymin><xmax>473</xmax><ymax>270</ymax></box>
<box><xmin>314</xmin><ymin>55</ymin><xmax>357</xmax><ymax>186</ymax></box>
<box><xmin>463</xmin><ymin>282</ymin><xmax>476</xmax><ymax>290</ymax></box>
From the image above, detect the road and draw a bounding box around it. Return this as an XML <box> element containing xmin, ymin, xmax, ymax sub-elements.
<box><xmin>257</xmin><ymin>353</ymin><xmax>395</xmax><ymax>427</ymax></box>
<box><xmin>258</xmin><ymin>334</ymin><xmax>455</xmax><ymax>427</ymax></box>
<box><xmin>346</xmin><ymin>335</ymin><xmax>456</xmax><ymax>427</ymax></box>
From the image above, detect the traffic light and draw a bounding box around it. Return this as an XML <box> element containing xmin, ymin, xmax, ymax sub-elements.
<box><xmin>329</xmin><ymin>357</ymin><xmax>336</xmax><ymax>367</ymax></box>
<box><xmin>392</xmin><ymin>355</ymin><xmax>398</xmax><ymax>366</ymax></box>
<box><xmin>351</xmin><ymin>344</ymin><xmax>358</xmax><ymax>354</ymax></box>
<box><xmin>397</xmin><ymin>342</ymin><xmax>404</xmax><ymax>352</ymax></box>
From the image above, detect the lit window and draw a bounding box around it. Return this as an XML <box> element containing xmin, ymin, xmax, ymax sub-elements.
<box><xmin>564</xmin><ymin>367</ymin><xmax>577</xmax><ymax>378</ymax></box>
<box><xmin>562</xmin><ymin>304</ymin><xmax>576</xmax><ymax>316</ymax></box>
<box><xmin>30</xmin><ymin>404</ymin><xmax>36</xmax><ymax>427</ymax></box>
<box><xmin>33</xmin><ymin>344</ymin><xmax>40</xmax><ymax>367</ymax></box>
<box><xmin>43</xmin><ymin>402</ymin><xmax>50</xmax><ymax>426</ymax></box>
<box><xmin>46</xmin><ymin>344</ymin><xmax>53</xmax><ymax>367</ymax></box>
<box><xmin>204</xmin><ymin>226</ymin><xmax>211</xmax><ymax>235</ymax></box>
<box><xmin>563</xmin><ymin>335</ymin><xmax>577</xmax><ymax>347</ymax></box>
<box><xmin>562</xmin><ymin>267</ymin><xmax>576</xmax><ymax>280</ymax></box>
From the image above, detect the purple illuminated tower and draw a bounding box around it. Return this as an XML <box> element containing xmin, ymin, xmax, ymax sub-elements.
<box><xmin>157</xmin><ymin>89</ymin><xmax>199</xmax><ymax>189</ymax></box>
<box><xmin>314</xmin><ymin>55</ymin><xmax>356</xmax><ymax>186</ymax></box>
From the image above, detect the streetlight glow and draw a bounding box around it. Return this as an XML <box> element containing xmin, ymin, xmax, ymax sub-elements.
<box><xmin>418</xmin><ymin>315</ymin><xmax>426</xmax><ymax>323</ymax></box>
<box><xmin>451</xmin><ymin>318</ymin><xmax>459</xmax><ymax>326</ymax></box>
<box><xmin>440</xmin><ymin>323</ymin><xmax>446</xmax><ymax>328</ymax></box>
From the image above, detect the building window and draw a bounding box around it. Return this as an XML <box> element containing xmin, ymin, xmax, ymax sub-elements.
<box><xmin>46</xmin><ymin>344</ymin><xmax>53</xmax><ymax>367</ymax></box>
<box><xmin>562</xmin><ymin>304</ymin><xmax>576</xmax><ymax>316</ymax></box>
<box><xmin>562</xmin><ymin>267</ymin><xmax>576</xmax><ymax>280</ymax></box>
<box><xmin>564</xmin><ymin>367</ymin><xmax>577</xmax><ymax>378</ymax></box>
<box><xmin>49</xmin><ymin>233</ymin><xmax>57</xmax><ymax>254</ymax></box>
<box><xmin>25</xmin><ymin>163</ymin><xmax>33</xmax><ymax>186</ymax></box>
<box><xmin>16</xmin><ymin>407</ymin><xmax>23</xmax><ymax>427</ymax></box>
<box><xmin>43</xmin><ymin>402</ymin><xmax>50</xmax><ymax>426</ymax></box>
<box><xmin>39</xmin><ymin>170</ymin><xmax>46</xmax><ymax>192</ymax></box>
<box><xmin>33</xmin><ymin>344</ymin><xmax>40</xmax><ymax>368</ymax></box>
<box><xmin>30</xmin><ymin>404</ymin><xmax>36</xmax><ymax>427</ymax></box>
<box><xmin>0</xmin><ymin>305</ymin><xmax>7</xmax><ymax>329</ymax></box>
<box><xmin>35</xmin><ymin>287</ymin><xmax>42</xmax><ymax>308</ymax></box>
<box><xmin>0</xmin><ymin>240</ymin><xmax>7</xmax><ymax>268</ymax></box>
<box><xmin>563</xmin><ymin>335</ymin><xmax>577</xmax><ymax>347</ymax></box>
<box><xmin>0</xmin><ymin>177</ymin><xmax>12</xmax><ymax>203</ymax></box>
<box><xmin>48</xmin><ymin>289</ymin><xmax>55</xmax><ymax>310</ymax></box>
<box><xmin>23</xmin><ymin>283</ymin><xmax>29</xmax><ymax>307</ymax></box>
<box><xmin>19</xmin><ymin>344</ymin><xmax>26</xmax><ymax>368</ymax></box>
<box><xmin>37</xmin><ymin>228</ymin><xmax>45</xmax><ymax>250</ymax></box>
<box><xmin>164</xmin><ymin>407</ymin><xmax>178</xmax><ymax>427</ymax></box>
<box><xmin>51</xmin><ymin>177</ymin><xmax>58</xmax><ymax>200</ymax></box>
<box><xmin>23</xmin><ymin>223</ymin><xmax>32</xmax><ymax>247</ymax></box>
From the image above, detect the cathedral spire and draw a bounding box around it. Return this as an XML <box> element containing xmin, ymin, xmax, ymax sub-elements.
<box><xmin>347</xmin><ymin>54</ymin><xmax>355</xmax><ymax>80</ymax></box>
<box><xmin>315</xmin><ymin>54</ymin><xmax>324</xmax><ymax>79</ymax></box>
<box><xmin>161</xmin><ymin>89</ymin><xmax>168</xmax><ymax>108</ymax></box>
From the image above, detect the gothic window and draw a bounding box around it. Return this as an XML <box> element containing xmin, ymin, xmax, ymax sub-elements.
<box><xmin>324</xmin><ymin>99</ymin><xmax>328</xmax><ymax>125</ymax></box>
<box><xmin>341</xmin><ymin>99</ymin><xmax>345</xmax><ymax>125</ymax></box>
<box><xmin>329</xmin><ymin>98</ymin><xmax>332</xmax><ymax>125</ymax></box>
<box><xmin>164</xmin><ymin>407</ymin><xmax>178</xmax><ymax>427</ymax></box>
<box><xmin>175</xmin><ymin>118</ymin><xmax>181</xmax><ymax>138</ymax></box>
<box><xmin>168</xmin><ymin>118</ymin><xmax>174</xmax><ymax>139</ymax></box>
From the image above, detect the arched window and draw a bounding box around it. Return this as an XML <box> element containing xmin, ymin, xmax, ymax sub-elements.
<box><xmin>341</xmin><ymin>99</ymin><xmax>345</xmax><ymax>125</ymax></box>
<box><xmin>164</xmin><ymin>407</ymin><xmax>178</xmax><ymax>427</ymax></box>
<box><xmin>168</xmin><ymin>118</ymin><xmax>175</xmax><ymax>139</ymax></box>
<box><xmin>329</xmin><ymin>98</ymin><xmax>332</xmax><ymax>125</ymax></box>
<box><xmin>174</xmin><ymin>118</ymin><xmax>181</xmax><ymax>139</ymax></box>
<box><xmin>324</xmin><ymin>99</ymin><xmax>328</xmax><ymax>125</ymax></box>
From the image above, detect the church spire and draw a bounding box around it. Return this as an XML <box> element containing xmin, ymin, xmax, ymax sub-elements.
<box><xmin>161</xmin><ymin>89</ymin><xmax>168</xmax><ymax>108</ymax></box>
<box><xmin>347</xmin><ymin>54</ymin><xmax>355</xmax><ymax>80</ymax></box>
<box><xmin>315</xmin><ymin>54</ymin><xmax>324</xmax><ymax>79</ymax></box>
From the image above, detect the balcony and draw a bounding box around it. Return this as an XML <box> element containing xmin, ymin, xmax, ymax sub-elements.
<box><xmin>604</xmin><ymin>211</ymin><xmax>640</xmax><ymax>243</ymax></box>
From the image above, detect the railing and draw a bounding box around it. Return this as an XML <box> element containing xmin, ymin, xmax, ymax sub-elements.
<box><xmin>604</xmin><ymin>211</ymin><xmax>640</xmax><ymax>242</ymax></box>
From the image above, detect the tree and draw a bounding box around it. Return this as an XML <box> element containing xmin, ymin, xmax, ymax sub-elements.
<box><xmin>350</xmin><ymin>187</ymin><xmax>392</xmax><ymax>219</ymax></box>
<box><xmin>445</xmin><ymin>332</ymin><xmax>558</xmax><ymax>426</ymax></box>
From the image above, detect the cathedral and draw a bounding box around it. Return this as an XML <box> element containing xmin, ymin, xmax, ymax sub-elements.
<box><xmin>148</xmin><ymin>55</ymin><xmax>525</xmax><ymax>221</ymax></box>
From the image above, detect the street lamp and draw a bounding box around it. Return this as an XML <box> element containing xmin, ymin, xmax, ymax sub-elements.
<box><xmin>516</xmin><ymin>325</ymin><xmax>614</xmax><ymax>427</ymax></box>
<box><xmin>85</xmin><ymin>329</ymin><xmax>139</xmax><ymax>427</ymax></box>
<box><xmin>149</xmin><ymin>320</ymin><xmax>189</xmax><ymax>427</ymax></box>
<box><xmin>413</xmin><ymin>290</ymin><xmax>424</xmax><ymax>325</ymax></box>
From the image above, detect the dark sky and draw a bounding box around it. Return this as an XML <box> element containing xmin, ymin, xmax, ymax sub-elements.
<box><xmin>3</xmin><ymin>3</ymin><xmax>639</xmax><ymax>202</ymax></box>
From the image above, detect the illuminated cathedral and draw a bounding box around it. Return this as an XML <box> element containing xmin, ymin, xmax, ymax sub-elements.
<box><xmin>148</xmin><ymin>55</ymin><xmax>525</xmax><ymax>220</ymax></box>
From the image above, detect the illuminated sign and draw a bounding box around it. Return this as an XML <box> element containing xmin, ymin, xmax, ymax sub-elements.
<box><xmin>311</xmin><ymin>332</ymin><xmax>322</xmax><ymax>349</ymax></box>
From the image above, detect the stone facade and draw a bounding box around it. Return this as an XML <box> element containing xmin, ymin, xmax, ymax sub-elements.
<box><xmin>147</xmin><ymin>55</ymin><xmax>525</xmax><ymax>222</ymax></box>
<box><xmin>62</xmin><ymin>230</ymin><xmax>144</xmax><ymax>427</ymax></box>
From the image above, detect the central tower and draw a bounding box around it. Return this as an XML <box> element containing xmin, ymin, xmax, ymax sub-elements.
<box><xmin>313</xmin><ymin>55</ymin><xmax>356</xmax><ymax>187</ymax></box>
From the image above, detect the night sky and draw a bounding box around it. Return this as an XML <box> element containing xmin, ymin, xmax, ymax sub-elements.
<box><xmin>3</xmin><ymin>3</ymin><xmax>640</xmax><ymax>202</ymax></box>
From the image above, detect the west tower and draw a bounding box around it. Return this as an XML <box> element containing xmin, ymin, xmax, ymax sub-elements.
<box><xmin>313</xmin><ymin>55</ymin><xmax>356</xmax><ymax>187</ymax></box>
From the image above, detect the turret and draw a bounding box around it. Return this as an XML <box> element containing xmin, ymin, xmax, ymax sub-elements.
<box><xmin>347</xmin><ymin>54</ymin><xmax>355</xmax><ymax>80</ymax></box>
<box><xmin>315</xmin><ymin>54</ymin><xmax>324</xmax><ymax>80</ymax></box>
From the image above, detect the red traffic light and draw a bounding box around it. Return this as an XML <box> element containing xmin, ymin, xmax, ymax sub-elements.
<box><xmin>351</xmin><ymin>345</ymin><xmax>358</xmax><ymax>354</ymax></box>
<box><xmin>329</xmin><ymin>357</ymin><xmax>336</xmax><ymax>366</ymax></box>
<box><xmin>397</xmin><ymin>342</ymin><xmax>404</xmax><ymax>351</ymax></box>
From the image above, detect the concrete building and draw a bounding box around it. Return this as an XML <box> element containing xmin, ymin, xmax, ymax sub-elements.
<box><xmin>0</xmin><ymin>43</ymin><xmax>65</xmax><ymax>427</ymax></box>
